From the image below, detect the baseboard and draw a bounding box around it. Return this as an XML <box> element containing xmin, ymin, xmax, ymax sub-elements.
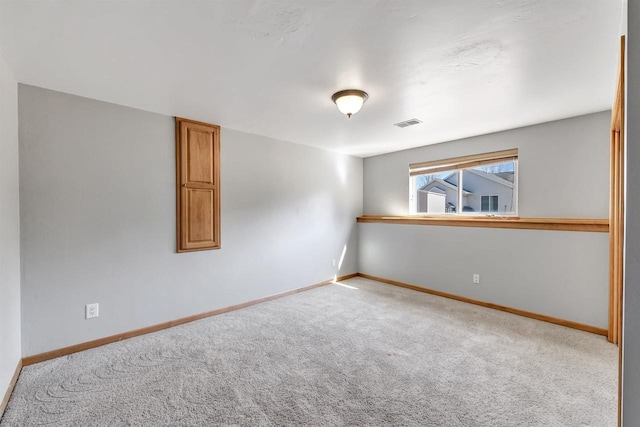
<box><xmin>7</xmin><ymin>271</ymin><xmax>606</xmax><ymax>415</ymax></box>
<box><xmin>356</xmin><ymin>273</ymin><xmax>608</xmax><ymax>337</ymax></box>
<box><xmin>22</xmin><ymin>274</ymin><xmax>356</xmax><ymax>366</ymax></box>
<box><xmin>336</xmin><ymin>273</ymin><xmax>358</xmax><ymax>281</ymax></box>
<box><xmin>0</xmin><ymin>360</ymin><xmax>22</xmax><ymax>417</ymax></box>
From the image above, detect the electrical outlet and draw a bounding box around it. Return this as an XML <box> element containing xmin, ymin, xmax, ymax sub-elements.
<box><xmin>473</xmin><ymin>274</ymin><xmax>480</xmax><ymax>284</ymax></box>
<box><xmin>85</xmin><ymin>303</ymin><xmax>99</xmax><ymax>319</ymax></box>
<box><xmin>332</xmin><ymin>259</ymin><xmax>336</xmax><ymax>267</ymax></box>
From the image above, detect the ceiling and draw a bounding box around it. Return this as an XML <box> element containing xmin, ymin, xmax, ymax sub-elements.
<box><xmin>0</xmin><ymin>0</ymin><xmax>623</xmax><ymax>157</ymax></box>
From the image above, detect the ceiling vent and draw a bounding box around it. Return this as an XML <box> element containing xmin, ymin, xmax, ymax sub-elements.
<box><xmin>394</xmin><ymin>118</ymin><xmax>422</xmax><ymax>128</ymax></box>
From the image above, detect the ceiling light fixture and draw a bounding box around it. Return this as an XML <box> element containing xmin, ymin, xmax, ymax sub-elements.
<box><xmin>331</xmin><ymin>89</ymin><xmax>368</xmax><ymax>118</ymax></box>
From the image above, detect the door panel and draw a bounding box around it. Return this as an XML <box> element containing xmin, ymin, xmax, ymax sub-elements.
<box><xmin>176</xmin><ymin>118</ymin><xmax>220</xmax><ymax>251</ymax></box>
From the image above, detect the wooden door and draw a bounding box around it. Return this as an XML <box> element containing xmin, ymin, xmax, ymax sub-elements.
<box><xmin>176</xmin><ymin>118</ymin><xmax>221</xmax><ymax>252</ymax></box>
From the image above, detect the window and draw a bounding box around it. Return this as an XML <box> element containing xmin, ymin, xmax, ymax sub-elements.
<box><xmin>409</xmin><ymin>149</ymin><xmax>518</xmax><ymax>216</ymax></box>
<box><xmin>481</xmin><ymin>195</ymin><xmax>498</xmax><ymax>212</ymax></box>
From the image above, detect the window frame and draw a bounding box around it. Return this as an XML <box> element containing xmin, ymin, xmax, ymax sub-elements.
<box><xmin>409</xmin><ymin>149</ymin><xmax>518</xmax><ymax>217</ymax></box>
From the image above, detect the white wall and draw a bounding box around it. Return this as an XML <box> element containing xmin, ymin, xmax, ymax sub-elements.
<box><xmin>0</xmin><ymin>54</ymin><xmax>22</xmax><ymax>396</ymax></box>
<box><xmin>18</xmin><ymin>85</ymin><xmax>363</xmax><ymax>356</ymax></box>
<box><xmin>360</xmin><ymin>112</ymin><xmax>611</xmax><ymax>328</ymax></box>
<box><xmin>623</xmin><ymin>0</ymin><xmax>639</xmax><ymax>423</ymax></box>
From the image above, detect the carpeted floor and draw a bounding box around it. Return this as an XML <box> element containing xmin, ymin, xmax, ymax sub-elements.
<box><xmin>1</xmin><ymin>277</ymin><xmax>617</xmax><ymax>426</ymax></box>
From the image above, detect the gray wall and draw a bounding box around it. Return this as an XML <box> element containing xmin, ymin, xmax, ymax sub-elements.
<box><xmin>624</xmin><ymin>0</ymin><xmax>638</xmax><ymax>424</ymax></box>
<box><xmin>18</xmin><ymin>85</ymin><xmax>363</xmax><ymax>356</ymax></box>
<box><xmin>359</xmin><ymin>224</ymin><xmax>609</xmax><ymax>327</ymax></box>
<box><xmin>366</xmin><ymin>112</ymin><xmax>610</xmax><ymax>218</ymax></box>
<box><xmin>360</xmin><ymin>112</ymin><xmax>611</xmax><ymax>328</ymax></box>
<box><xmin>0</xmin><ymin>54</ymin><xmax>21</xmax><ymax>394</ymax></box>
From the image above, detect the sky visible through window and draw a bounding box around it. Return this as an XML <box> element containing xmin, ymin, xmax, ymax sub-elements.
<box><xmin>475</xmin><ymin>162</ymin><xmax>515</xmax><ymax>173</ymax></box>
<box><xmin>417</xmin><ymin>172</ymin><xmax>451</xmax><ymax>188</ymax></box>
<box><xmin>416</xmin><ymin>162</ymin><xmax>515</xmax><ymax>188</ymax></box>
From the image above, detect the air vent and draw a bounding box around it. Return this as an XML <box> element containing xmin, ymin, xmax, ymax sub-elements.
<box><xmin>394</xmin><ymin>118</ymin><xmax>422</xmax><ymax>128</ymax></box>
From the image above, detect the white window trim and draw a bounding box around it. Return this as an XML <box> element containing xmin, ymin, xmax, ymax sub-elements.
<box><xmin>409</xmin><ymin>149</ymin><xmax>518</xmax><ymax>217</ymax></box>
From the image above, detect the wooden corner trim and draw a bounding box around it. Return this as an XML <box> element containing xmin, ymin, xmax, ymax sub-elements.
<box><xmin>356</xmin><ymin>273</ymin><xmax>608</xmax><ymax>337</ymax></box>
<box><xmin>357</xmin><ymin>215</ymin><xmax>609</xmax><ymax>232</ymax></box>
<box><xmin>0</xmin><ymin>359</ymin><xmax>23</xmax><ymax>416</ymax></box>
<box><xmin>21</xmin><ymin>274</ymin><xmax>356</xmax><ymax>367</ymax></box>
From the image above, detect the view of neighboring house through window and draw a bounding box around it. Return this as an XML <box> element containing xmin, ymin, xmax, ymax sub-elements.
<box><xmin>409</xmin><ymin>149</ymin><xmax>518</xmax><ymax>216</ymax></box>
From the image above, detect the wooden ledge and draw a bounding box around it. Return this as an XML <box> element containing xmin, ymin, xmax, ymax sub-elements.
<box><xmin>357</xmin><ymin>215</ymin><xmax>609</xmax><ymax>232</ymax></box>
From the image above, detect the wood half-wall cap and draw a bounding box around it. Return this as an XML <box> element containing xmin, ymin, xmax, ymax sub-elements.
<box><xmin>356</xmin><ymin>215</ymin><xmax>609</xmax><ymax>232</ymax></box>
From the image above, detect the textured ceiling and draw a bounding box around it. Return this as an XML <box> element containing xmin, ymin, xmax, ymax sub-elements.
<box><xmin>0</xmin><ymin>0</ymin><xmax>623</xmax><ymax>157</ymax></box>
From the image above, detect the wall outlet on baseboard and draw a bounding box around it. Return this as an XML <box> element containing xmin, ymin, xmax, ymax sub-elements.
<box><xmin>332</xmin><ymin>259</ymin><xmax>336</xmax><ymax>267</ymax></box>
<box><xmin>86</xmin><ymin>303</ymin><xmax>99</xmax><ymax>319</ymax></box>
<box><xmin>473</xmin><ymin>274</ymin><xmax>480</xmax><ymax>284</ymax></box>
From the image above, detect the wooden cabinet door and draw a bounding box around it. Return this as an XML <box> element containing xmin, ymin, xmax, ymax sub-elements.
<box><xmin>176</xmin><ymin>118</ymin><xmax>220</xmax><ymax>251</ymax></box>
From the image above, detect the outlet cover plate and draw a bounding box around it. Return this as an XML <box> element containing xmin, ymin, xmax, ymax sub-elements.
<box><xmin>86</xmin><ymin>303</ymin><xmax>99</xmax><ymax>319</ymax></box>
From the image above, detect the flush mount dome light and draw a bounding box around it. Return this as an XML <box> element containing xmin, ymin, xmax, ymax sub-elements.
<box><xmin>331</xmin><ymin>89</ymin><xmax>368</xmax><ymax>118</ymax></box>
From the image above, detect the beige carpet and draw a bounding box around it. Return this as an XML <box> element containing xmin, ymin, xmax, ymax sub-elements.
<box><xmin>1</xmin><ymin>277</ymin><xmax>617</xmax><ymax>426</ymax></box>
